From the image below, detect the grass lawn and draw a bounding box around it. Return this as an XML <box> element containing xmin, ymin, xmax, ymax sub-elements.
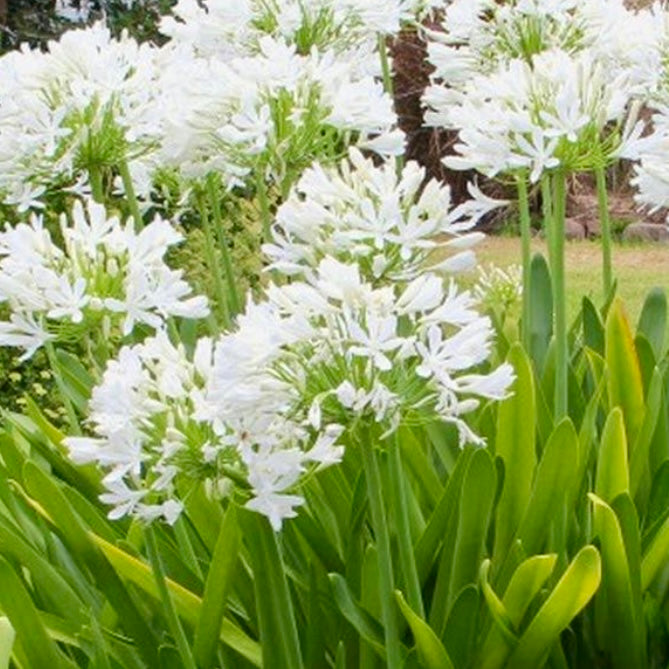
<box><xmin>473</xmin><ymin>236</ymin><xmax>669</xmax><ymax>328</ymax></box>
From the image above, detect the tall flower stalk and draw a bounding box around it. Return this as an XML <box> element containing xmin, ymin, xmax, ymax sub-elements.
<box><xmin>542</xmin><ymin>170</ymin><xmax>568</xmax><ymax>420</ymax></box>
<box><xmin>595</xmin><ymin>165</ymin><xmax>614</xmax><ymax>297</ymax></box>
<box><xmin>516</xmin><ymin>174</ymin><xmax>533</xmax><ymax>351</ymax></box>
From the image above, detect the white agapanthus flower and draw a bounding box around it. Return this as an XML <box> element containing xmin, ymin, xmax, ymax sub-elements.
<box><xmin>474</xmin><ymin>263</ymin><xmax>523</xmax><ymax>312</ymax></box>
<box><xmin>207</xmin><ymin>256</ymin><xmax>513</xmax><ymax>526</ymax></box>
<box><xmin>263</xmin><ymin>148</ymin><xmax>505</xmax><ymax>281</ymax></box>
<box><xmin>425</xmin><ymin>48</ymin><xmax>641</xmax><ymax>182</ymax></box>
<box><xmin>424</xmin><ymin>0</ymin><xmax>659</xmax><ymax>90</ymax></box>
<box><xmin>0</xmin><ymin>199</ymin><xmax>208</xmax><ymax>358</ymax></box>
<box><xmin>64</xmin><ymin>324</ymin><xmax>347</xmax><ymax>529</ymax></box>
<box><xmin>0</xmin><ymin>22</ymin><xmax>162</xmax><ymax>208</ymax></box>
<box><xmin>157</xmin><ymin>36</ymin><xmax>404</xmax><ymax>187</ymax></box>
<box><xmin>65</xmin><ymin>333</ymin><xmax>220</xmax><ymax>525</ymax></box>
<box><xmin>161</xmin><ymin>0</ymin><xmax>439</xmax><ymax>60</ymax></box>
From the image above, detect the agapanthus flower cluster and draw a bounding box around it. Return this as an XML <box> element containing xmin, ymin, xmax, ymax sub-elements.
<box><xmin>424</xmin><ymin>0</ymin><xmax>586</xmax><ymax>87</ymax></box>
<box><xmin>64</xmin><ymin>333</ymin><xmax>220</xmax><ymax>525</ymax></box>
<box><xmin>161</xmin><ymin>0</ymin><xmax>439</xmax><ymax>60</ymax></box>
<box><xmin>474</xmin><ymin>263</ymin><xmax>523</xmax><ymax>313</ymax></box>
<box><xmin>263</xmin><ymin>148</ymin><xmax>506</xmax><ymax>281</ymax></box>
<box><xmin>158</xmin><ymin>37</ymin><xmax>404</xmax><ymax>187</ymax></box>
<box><xmin>0</xmin><ymin>199</ymin><xmax>208</xmax><ymax>359</ymax></box>
<box><xmin>425</xmin><ymin>48</ymin><xmax>641</xmax><ymax>182</ymax></box>
<box><xmin>0</xmin><ymin>23</ymin><xmax>161</xmax><ymax>210</ymax></box>
<box><xmin>424</xmin><ymin>0</ymin><xmax>661</xmax><ymax>91</ymax></box>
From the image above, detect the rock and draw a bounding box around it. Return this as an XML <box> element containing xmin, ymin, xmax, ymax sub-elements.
<box><xmin>622</xmin><ymin>222</ymin><xmax>669</xmax><ymax>244</ymax></box>
<box><xmin>565</xmin><ymin>217</ymin><xmax>587</xmax><ymax>240</ymax></box>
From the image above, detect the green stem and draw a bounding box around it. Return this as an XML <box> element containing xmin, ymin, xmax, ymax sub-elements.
<box><xmin>198</xmin><ymin>195</ymin><xmax>231</xmax><ymax>330</ymax></box>
<box><xmin>516</xmin><ymin>175</ymin><xmax>532</xmax><ymax>351</ymax></box>
<box><xmin>377</xmin><ymin>32</ymin><xmax>404</xmax><ymax>174</ymax></box>
<box><xmin>44</xmin><ymin>339</ymin><xmax>81</xmax><ymax>435</ymax></box>
<box><xmin>145</xmin><ymin>525</ymin><xmax>198</xmax><ymax>669</ymax></box>
<box><xmin>119</xmin><ymin>160</ymin><xmax>143</xmax><ymax>231</ymax></box>
<box><xmin>377</xmin><ymin>33</ymin><xmax>394</xmax><ymax>98</ymax></box>
<box><xmin>89</xmin><ymin>166</ymin><xmax>104</xmax><ymax>203</ymax></box>
<box><xmin>360</xmin><ymin>433</ymin><xmax>402</xmax><ymax>669</ymax></box>
<box><xmin>389</xmin><ymin>434</ymin><xmax>424</xmax><ymax>618</ymax></box>
<box><xmin>206</xmin><ymin>176</ymin><xmax>241</xmax><ymax>317</ymax></box>
<box><xmin>595</xmin><ymin>165</ymin><xmax>613</xmax><ymax>298</ymax></box>
<box><xmin>256</xmin><ymin>169</ymin><xmax>272</xmax><ymax>243</ymax></box>
<box><xmin>550</xmin><ymin>171</ymin><xmax>568</xmax><ymax>420</ymax></box>
<box><xmin>167</xmin><ymin>317</ymin><xmax>180</xmax><ymax>346</ymax></box>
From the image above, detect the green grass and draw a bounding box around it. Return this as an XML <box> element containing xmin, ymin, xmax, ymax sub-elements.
<box><xmin>472</xmin><ymin>236</ymin><xmax>669</xmax><ymax>328</ymax></box>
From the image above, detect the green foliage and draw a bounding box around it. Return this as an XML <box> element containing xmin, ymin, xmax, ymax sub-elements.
<box><xmin>0</xmin><ymin>0</ymin><xmax>175</xmax><ymax>55</ymax></box>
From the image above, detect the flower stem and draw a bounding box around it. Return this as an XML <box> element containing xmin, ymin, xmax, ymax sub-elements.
<box><xmin>377</xmin><ymin>32</ymin><xmax>404</xmax><ymax>173</ymax></box>
<box><xmin>145</xmin><ymin>525</ymin><xmax>198</xmax><ymax>669</ymax></box>
<box><xmin>544</xmin><ymin>171</ymin><xmax>568</xmax><ymax>420</ymax></box>
<box><xmin>360</xmin><ymin>434</ymin><xmax>402</xmax><ymax>669</ymax></box>
<box><xmin>44</xmin><ymin>339</ymin><xmax>81</xmax><ymax>435</ymax></box>
<box><xmin>119</xmin><ymin>160</ymin><xmax>143</xmax><ymax>231</ymax></box>
<box><xmin>516</xmin><ymin>175</ymin><xmax>532</xmax><ymax>351</ymax></box>
<box><xmin>206</xmin><ymin>176</ymin><xmax>241</xmax><ymax>317</ymax></box>
<box><xmin>198</xmin><ymin>195</ymin><xmax>231</xmax><ymax>330</ymax></box>
<box><xmin>378</xmin><ymin>33</ymin><xmax>394</xmax><ymax>98</ymax></box>
<box><xmin>595</xmin><ymin>165</ymin><xmax>613</xmax><ymax>297</ymax></box>
<box><xmin>256</xmin><ymin>169</ymin><xmax>272</xmax><ymax>243</ymax></box>
<box><xmin>390</xmin><ymin>434</ymin><xmax>424</xmax><ymax>618</ymax></box>
<box><xmin>89</xmin><ymin>166</ymin><xmax>104</xmax><ymax>203</ymax></box>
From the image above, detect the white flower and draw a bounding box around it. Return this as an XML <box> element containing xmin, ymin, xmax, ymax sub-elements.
<box><xmin>0</xmin><ymin>199</ymin><xmax>208</xmax><ymax>358</ymax></box>
<box><xmin>0</xmin><ymin>313</ymin><xmax>53</xmax><ymax>361</ymax></box>
<box><xmin>0</xmin><ymin>22</ymin><xmax>162</xmax><ymax>208</ymax></box>
<box><xmin>245</xmin><ymin>493</ymin><xmax>305</xmax><ymax>532</ymax></box>
<box><xmin>264</xmin><ymin>150</ymin><xmax>505</xmax><ymax>282</ymax></box>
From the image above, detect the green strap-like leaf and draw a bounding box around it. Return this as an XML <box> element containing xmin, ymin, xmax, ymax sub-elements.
<box><xmin>415</xmin><ymin>447</ymin><xmax>473</xmax><ymax>586</ymax></box>
<box><xmin>595</xmin><ymin>408</ymin><xmax>629</xmax><ymax>504</ymax></box>
<box><xmin>0</xmin><ymin>618</ymin><xmax>14</xmax><ymax>669</ymax></box>
<box><xmin>506</xmin><ymin>546</ymin><xmax>601</xmax><ymax>668</ymax></box>
<box><xmin>630</xmin><ymin>367</ymin><xmax>663</xmax><ymax>497</ymax></box>
<box><xmin>443</xmin><ymin>584</ymin><xmax>479</xmax><ymax>667</ymax></box>
<box><xmin>497</xmin><ymin>418</ymin><xmax>577</xmax><ymax>588</ymax></box>
<box><xmin>479</xmin><ymin>554</ymin><xmax>557</xmax><ymax>669</ymax></box>
<box><xmin>395</xmin><ymin>591</ymin><xmax>454</xmax><ymax>669</ymax></box>
<box><xmin>493</xmin><ymin>344</ymin><xmax>536</xmax><ymax>563</ymax></box>
<box><xmin>641</xmin><ymin>511</ymin><xmax>669</xmax><ymax>591</ymax></box>
<box><xmin>329</xmin><ymin>573</ymin><xmax>386</xmax><ymax>658</ymax></box>
<box><xmin>0</xmin><ymin>556</ymin><xmax>72</xmax><ymax>669</ymax></box>
<box><xmin>193</xmin><ymin>504</ymin><xmax>241</xmax><ymax>668</ymax></box>
<box><xmin>582</xmin><ymin>297</ymin><xmax>605</xmax><ymax>356</ymax></box>
<box><xmin>22</xmin><ymin>462</ymin><xmax>160</xmax><ymax>666</ymax></box>
<box><xmin>589</xmin><ymin>494</ymin><xmax>645</xmax><ymax>668</ymax></box>
<box><xmin>447</xmin><ymin>448</ymin><xmax>496</xmax><ymax>615</ymax></box>
<box><xmin>606</xmin><ymin>299</ymin><xmax>645</xmax><ymax>449</ymax></box>
<box><xmin>92</xmin><ymin>531</ymin><xmax>262</xmax><ymax>666</ymax></box>
<box><xmin>637</xmin><ymin>287</ymin><xmax>667</xmax><ymax>361</ymax></box>
<box><xmin>239</xmin><ymin>510</ymin><xmax>304</xmax><ymax>669</ymax></box>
